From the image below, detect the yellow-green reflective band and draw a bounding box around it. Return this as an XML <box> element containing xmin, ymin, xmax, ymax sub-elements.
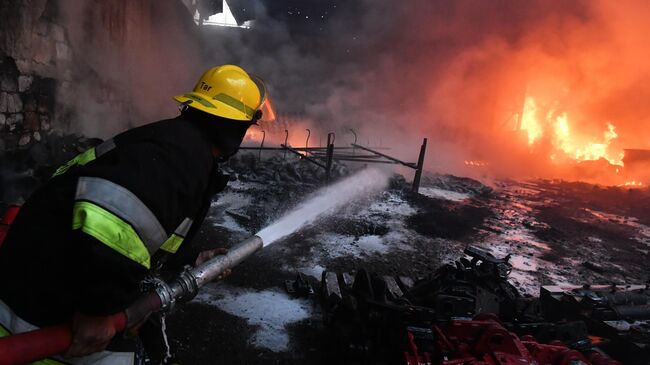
<box><xmin>214</xmin><ymin>93</ymin><xmax>256</xmax><ymax>117</ymax></box>
<box><xmin>52</xmin><ymin>148</ymin><xmax>96</xmax><ymax>177</ymax></box>
<box><xmin>52</xmin><ymin>139</ymin><xmax>116</xmax><ymax>178</ymax></box>
<box><xmin>34</xmin><ymin>358</ymin><xmax>69</xmax><ymax>365</ymax></box>
<box><xmin>183</xmin><ymin>93</ymin><xmax>216</xmax><ymax>108</ymax></box>
<box><xmin>160</xmin><ymin>217</ymin><xmax>192</xmax><ymax>253</ymax></box>
<box><xmin>76</xmin><ymin>177</ymin><xmax>167</xmax><ymax>254</ymax></box>
<box><xmin>72</xmin><ymin>201</ymin><xmax>151</xmax><ymax>269</ymax></box>
<box><xmin>0</xmin><ymin>323</ymin><xmax>9</xmax><ymax>337</ymax></box>
<box><xmin>160</xmin><ymin>234</ymin><xmax>184</xmax><ymax>253</ymax></box>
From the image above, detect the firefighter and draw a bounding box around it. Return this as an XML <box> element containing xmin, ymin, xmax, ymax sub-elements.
<box><xmin>0</xmin><ymin>65</ymin><xmax>268</xmax><ymax>364</ymax></box>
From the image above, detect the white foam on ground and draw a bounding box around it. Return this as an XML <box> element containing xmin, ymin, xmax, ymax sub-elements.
<box><xmin>310</xmin><ymin>233</ymin><xmax>389</xmax><ymax>259</ymax></box>
<box><xmin>296</xmin><ymin>264</ymin><xmax>326</xmax><ymax>279</ymax></box>
<box><xmin>419</xmin><ymin>187</ymin><xmax>471</xmax><ymax>202</ymax></box>
<box><xmin>355</xmin><ymin>191</ymin><xmax>420</xmax><ymax>252</ymax></box>
<box><xmin>364</xmin><ymin>191</ymin><xmax>417</xmax><ymax>217</ymax></box>
<box><xmin>356</xmin><ymin>235</ymin><xmax>390</xmax><ymax>254</ymax></box>
<box><xmin>212</xmin><ymin>214</ymin><xmax>248</xmax><ymax>233</ymax></box>
<box><xmin>193</xmin><ymin>285</ymin><xmax>312</xmax><ymax>352</ymax></box>
<box><xmin>287</xmin><ymin>191</ymin><xmax>420</xmax><ymax>275</ymax></box>
<box><xmin>210</xmin><ymin>192</ymin><xmax>251</xmax><ymax>233</ymax></box>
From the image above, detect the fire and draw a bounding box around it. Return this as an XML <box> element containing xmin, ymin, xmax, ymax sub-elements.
<box><xmin>519</xmin><ymin>96</ymin><xmax>624</xmax><ymax>166</ymax></box>
<box><xmin>618</xmin><ymin>180</ymin><xmax>644</xmax><ymax>188</ymax></box>
<box><xmin>554</xmin><ymin>118</ymin><xmax>623</xmax><ymax>166</ymax></box>
<box><xmin>520</xmin><ymin>97</ymin><xmax>542</xmax><ymax>145</ymax></box>
<box><xmin>464</xmin><ymin>160</ymin><xmax>489</xmax><ymax>167</ymax></box>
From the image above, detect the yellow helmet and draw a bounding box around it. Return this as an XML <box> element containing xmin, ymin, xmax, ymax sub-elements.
<box><xmin>174</xmin><ymin>65</ymin><xmax>266</xmax><ymax>122</ymax></box>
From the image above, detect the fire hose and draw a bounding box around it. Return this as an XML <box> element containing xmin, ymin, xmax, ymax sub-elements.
<box><xmin>0</xmin><ymin>235</ymin><xmax>264</xmax><ymax>365</ymax></box>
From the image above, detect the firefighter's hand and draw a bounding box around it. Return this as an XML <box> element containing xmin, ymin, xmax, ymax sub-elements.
<box><xmin>64</xmin><ymin>312</ymin><xmax>117</xmax><ymax>358</ymax></box>
<box><xmin>195</xmin><ymin>248</ymin><xmax>232</xmax><ymax>280</ymax></box>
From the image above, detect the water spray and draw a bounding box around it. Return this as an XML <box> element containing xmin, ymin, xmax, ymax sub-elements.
<box><xmin>0</xmin><ymin>168</ymin><xmax>389</xmax><ymax>364</ymax></box>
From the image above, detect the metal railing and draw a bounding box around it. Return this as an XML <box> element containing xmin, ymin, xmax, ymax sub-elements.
<box><xmin>239</xmin><ymin>131</ymin><xmax>427</xmax><ymax>192</ymax></box>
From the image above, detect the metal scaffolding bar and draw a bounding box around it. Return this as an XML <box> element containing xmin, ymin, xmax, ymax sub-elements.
<box><xmin>411</xmin><ymin>138</ymin><xmax>427</xmax><ymax>193</ymax></box>
<box><xmin>239</xmin><ymin>146</ymin><xmax>389</xmax><ymax>151</ymax></box>
<box><xmin>239</xmin><ymin>133</ymin><xmax>426</xmax><ymax>190</ymax></box>
<box><xmin>325</xmin><ymin>143</ymin><xmax>334</xmax><ymax>182</ymax></box>
<box><xmin>281</xmin><ymin>144</ymin><xmax>326</xmax><ymax>169</ymax></box>
<box><xmin>325</xmin><ymin>134</ymin><xmax>335</xmax><ymax>182</ymax></box>
<box><xmin>351</xmin><ymin>144</ymin><xmax>417</xmax><ymax>168</ymax></box>
<box><xmin>330</xmin><ymin>158</ymin><xmax>398</xmax><ymax>164</ymax></box>
<box><xmin>311</xmin><ymin>154</ymin><xmax>384</xmax><ymax>160</ymax></box>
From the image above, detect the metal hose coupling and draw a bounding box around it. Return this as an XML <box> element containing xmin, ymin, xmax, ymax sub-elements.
<box><xmin>171</xmin><ymin>266</ymin><xmax>200</xmax><ymax>303</ymax></box>
<box><xmin>152</xmin><ymin>279</ymin><xmax>175</xmax><ymax>313</ymax></box>
<box><xmin>154</xmin><ymin>235</ymin><xmax>264</xmax><ymax>313</ymax></box>
<box><xmin>154</xmin><ymin>266</ymin><xmax>199</xmax><ymax>313</ymax></box>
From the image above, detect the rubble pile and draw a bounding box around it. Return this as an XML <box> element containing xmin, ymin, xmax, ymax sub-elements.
<box><xmin>225</xmin><ymin>153</ymin><xmax>350</xmax><ymax>186</ymax></box>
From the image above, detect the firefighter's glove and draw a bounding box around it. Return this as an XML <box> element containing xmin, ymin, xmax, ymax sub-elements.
<box><xmin>194</xmin><ymin>248</ymin><xmax>232</xmax><ymax>281</ymax></box>
<box><xmin>64</xmin><ymin>312</ymin><xmax>118</xmax><ymax>358</ymax></box>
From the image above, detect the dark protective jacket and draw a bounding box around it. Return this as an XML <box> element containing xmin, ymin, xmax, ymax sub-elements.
<box><xmin>0</xmin><ymin>116</ymin><xmax>228</xmax><ymax>327</ymax></box>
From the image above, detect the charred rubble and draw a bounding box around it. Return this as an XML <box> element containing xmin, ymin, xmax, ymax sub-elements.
<box><xmin>321</xmin><ymin>247</ymin><xmax>650</xmax><ymax>365</ymax></box>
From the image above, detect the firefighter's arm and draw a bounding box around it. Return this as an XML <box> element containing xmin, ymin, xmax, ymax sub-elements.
<box><xmin>68</xmin><ymin>231</ymin><xmax>148</xmax><ymax>356</ymax></box>
<box><xmin>64</xmin><ymin>312</ymin><xmax>117</xmax><ymax>358</ymax></box>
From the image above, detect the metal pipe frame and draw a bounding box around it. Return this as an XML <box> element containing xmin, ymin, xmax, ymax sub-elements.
<box><xmin>258</xmin><ymin>131</ymin><xmax>265</xmax><ymax>161</ymax></box>
<box><xmin>281</xmin><ymin>144</ymin><xmax>326</xmax><ymax>168</ymax></box>
<box><xmin>411</xmin><ymin>138</ymin><xmax>428</xmax><ymax>193</ymax></box>
<box><xmin>309</xmin><ymin>153</ymin><xmax>384</xmax><ymax>159</ymax></box>
<box><xmin>331</xmin><ymin>158</ymin><xmax>398</xmax><ymax>164</ymax></box>
<box><xmin>351</xmin><ymin>143</ymin><xmax>417</xmax><ymax>168</ymax></box>
<box><xmin>239</xmin><ymin>146</ymin><xmax>390</xmax><ymax>151</ymax></box>
<box><xmin>325</xmin><ymin>142</ymin><xmax>334</xmax><ymax>182</ymax></box>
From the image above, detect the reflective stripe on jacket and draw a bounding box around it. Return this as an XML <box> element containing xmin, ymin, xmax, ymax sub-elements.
<box><xmin>52</xmin><ymin>139</ymin><xmax>116</xmax><ymax>178</ymax></box>
<box><xmin>72</xmin><ymin>176</ymin><xmax>195</xmax><ymax>268</ymax></box>
<box><xmin>50</xmin><ymin>124</ymin><xmax>211</xmax><ymax>267</ymax></box>
<box><xmin>0</xmin><ymin>117</ymin><xmax>224</xmax><ymax>320</ymax></box>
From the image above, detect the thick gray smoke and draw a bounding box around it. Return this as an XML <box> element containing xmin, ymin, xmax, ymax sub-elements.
<box><xmin>55</xmin><ymin>0</ymin><xmax>204</xmax><ymax>137</ymax></box>
<box><xmin>58</xmin><ymin>0</ymin><xmax>650</xmax><ymax>181</ymax></box>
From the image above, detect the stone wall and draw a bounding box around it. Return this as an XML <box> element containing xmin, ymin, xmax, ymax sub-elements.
<box><xmin>0</xmin><ymin>0</ymin><xmax>72</xmax><ymax>153</ymax></box>
<box><xmin>0</xmin><ymin>0</ymin><xmax>202</xmax><ymax>155</ymax></box>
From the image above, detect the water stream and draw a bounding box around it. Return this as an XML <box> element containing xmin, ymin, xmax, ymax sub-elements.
<box><xmin>256</xmin><ymin>167</ymin><xmax>390</xmax><ymax>246</ymax></box>
<box><xmin>157</xmin><ymin>167</ymin><xmax>389</xmax><ymax>362</ymax></box>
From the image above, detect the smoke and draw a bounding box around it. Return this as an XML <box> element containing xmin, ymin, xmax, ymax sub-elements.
<box><xmin>56</xmin><ymin>0</ymin><xmax>650</xmax><ymax>183</ymax></box>
<box><xmin>55</xmin><ymin>0</ymin><xmax>204</xmax><ymax>137</ymax></box>
<box><xmin>203</xmin><ymin>0</ymin><xmax>650</xmax><ymax>182</ymax></box>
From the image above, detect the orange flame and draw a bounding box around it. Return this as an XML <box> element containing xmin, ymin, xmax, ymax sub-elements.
<box><xmin>520</xmin><ymin>96</ymin><xmax>624</xmax><ymax>166</ymax></box>
<box><xmin>618</xmin><ymin>180</ymin><xmax>644</xmax><ymax>188</ymax></box>
<box><xmin>464</xmin><ymin>160</ymin><xmax>489</xmax><ymax>167</ymax></box>
<box><xmin>520</xmin><ymin>97</ymin><xmax>542</xmax><ymax>145</ymax></box>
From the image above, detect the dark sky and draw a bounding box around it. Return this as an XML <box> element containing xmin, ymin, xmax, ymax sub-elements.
<box><xmin>227</xmin><ymin>0</ymin><xmax>355</xmax><ymax>34</ymax></box>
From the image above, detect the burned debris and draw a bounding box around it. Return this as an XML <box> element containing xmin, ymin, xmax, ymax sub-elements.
<box><xmin>320</xmin><ymin>247</ymin><xmax>650</xmax><ymax>364</ymax></box>
<box><xmin>1</xmin><ymin>1</ymin><xmax>650</xmax><ymax>364</ymax></box>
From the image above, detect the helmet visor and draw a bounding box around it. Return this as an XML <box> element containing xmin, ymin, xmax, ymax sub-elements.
<box><xmin>250</xmin><ymin>74</ymin><xmax>276</xmax><ymax>123</ymax></box>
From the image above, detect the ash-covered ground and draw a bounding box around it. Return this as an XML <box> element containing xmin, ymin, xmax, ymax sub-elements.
<box><xmin>162</xmin><ymin>152</ymin><xmax>650</xmax><ymax>364</ymax></box>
